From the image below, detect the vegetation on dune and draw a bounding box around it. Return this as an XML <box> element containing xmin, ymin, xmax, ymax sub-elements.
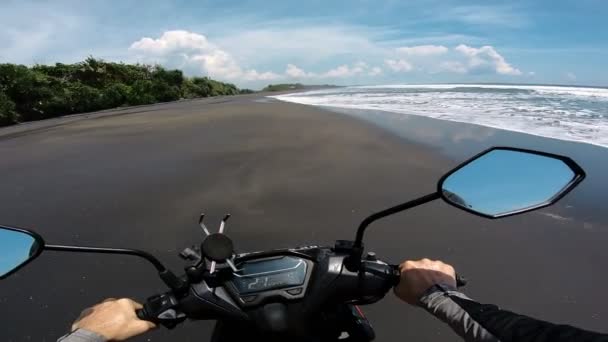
<box><xmin>0</xmin><ymin>58</ymin><xmax>339</xmax><ymax>127</ymax></box>
<box><xmin>262</xmin><ymin>83</ymin><xmax>306</xmax><ymax>92</ymax></box>
<box><xmin>0</xmin><ymin>57</ymin><xmax>241</xmax><ymax>126</ymax></box>
<box><xmin>262</xmin><ymin>83</ymin><xmax>339</xmax><ymax>92</ymax></box>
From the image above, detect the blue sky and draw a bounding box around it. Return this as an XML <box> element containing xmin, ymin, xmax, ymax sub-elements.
<box><xmin>1</xmin><ymin>0</ymin><xmax>606</xmax><ymax>88</ymax></box>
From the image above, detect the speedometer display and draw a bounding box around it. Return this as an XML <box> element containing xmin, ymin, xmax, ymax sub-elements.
<box><xmin>231</xmin><ymin>256</ymin><xmax>307</xmax><ymax>295</ymax></box>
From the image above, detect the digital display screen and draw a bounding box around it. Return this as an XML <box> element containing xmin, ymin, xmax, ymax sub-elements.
<box><xmin>231</xmin><ymin>256</ymin><xmax>307</xmax><ymax>295</ymax></box>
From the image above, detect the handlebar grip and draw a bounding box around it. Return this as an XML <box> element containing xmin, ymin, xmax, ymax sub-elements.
<box><xmin>389</xmin><ymin>264</ymin><xmax>468</xmax><ymax>288</ymax></box>
<box><xmin>136</xmin><ymin>308</ymin><xmax>152</xmax><ymax>322</ymax></box>
<box><xmin>137</xmin><ymin>294</ymin><xmax>187</xmax><ymax>329</ymax></box>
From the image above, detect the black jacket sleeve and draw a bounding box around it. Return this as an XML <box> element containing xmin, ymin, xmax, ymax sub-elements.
<box><xmin>57</xmin><ymin>329</ymin><xmax>106</xmax><ymax>342</ymax></box>
<box><xmin>419</xmin><ymin>284</ymin><xmax>608</xmax><ymax>342</ymax></box>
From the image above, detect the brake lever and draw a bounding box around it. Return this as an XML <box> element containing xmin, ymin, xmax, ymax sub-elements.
<box><xmin>456</xmin><ymin>274</ymin><xmax>468</xmax><ymax>287</ymax></box>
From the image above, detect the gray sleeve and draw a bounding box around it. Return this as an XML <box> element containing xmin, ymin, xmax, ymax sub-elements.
<box><xmin>419</xmin><ymin>284</ymin><xmax>500</xmax><ymax>342</ymax></box>
<box><xmin>57</xmin><ymin>329</ymin><xmax>107</xmax><ymax>342</ymax></box>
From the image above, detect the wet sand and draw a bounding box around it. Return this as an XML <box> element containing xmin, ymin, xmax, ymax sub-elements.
<box><xmin>0</xmin><ymin>95</ymin><xmax>606</xmax><ymax>341</ymax></box>
<box><xmin>323</xmin><ymin>106</ymin><xmax>608</xmax><ymax>226</ymax></box>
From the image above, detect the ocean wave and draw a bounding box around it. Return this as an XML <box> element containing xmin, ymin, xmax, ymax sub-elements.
<box><xmin>355</xmin><ymin>84</ymin><xmax>608</xmax><ymax>99</ymax></box>
<box><xmin>270</xmin><ymin>84</ymin><xmax>608</xmax><ymax>148</ymax></box>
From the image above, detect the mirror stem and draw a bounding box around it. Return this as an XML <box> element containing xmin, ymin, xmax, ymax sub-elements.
<box><xmin>346</xmin><ymin>192</ymin><xmax>440</xmax><ymax>271</ymax></box>
<box><xmin>353</xmin><ymin>192</ymin><xmax>440</xmax><ymax>250</ymax></box>
<box><xmin>45</xmin><ymin>244</ymin><xmax>186</xmax><ymax>291</ymax></box>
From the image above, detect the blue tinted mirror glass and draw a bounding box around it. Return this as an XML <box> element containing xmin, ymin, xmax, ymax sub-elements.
<box><xmin>0</xmin><ymin>228</ymin><xmax>40</xmax><ymax>278</ymax></box>
<box><xmin>441</xmin><ymin>150</ymin><xmax>576</xmax><ymax>217</ymax></box>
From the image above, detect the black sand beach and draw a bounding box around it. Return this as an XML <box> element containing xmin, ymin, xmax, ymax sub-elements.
<box><xmin>0</xmin><ymin>94</ymin><xmax>606</xmax><ymax>341</ymax></box>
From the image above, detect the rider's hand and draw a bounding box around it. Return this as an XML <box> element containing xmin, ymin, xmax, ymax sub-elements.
<box><xmin>70</xmin><ymin>298</ymin><xmax>156</xmax><ymax>341</ymax></box>
<box><xmin>394</xmin><ymin>259</ymin><xmax>456</xmax><ymax>305</ymax></box>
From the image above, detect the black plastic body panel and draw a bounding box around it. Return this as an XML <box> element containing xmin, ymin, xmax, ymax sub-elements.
<box><xmin>205</xmin><ymin>246</ymin><xmax>393</xmax><ymax>340</ymax></box>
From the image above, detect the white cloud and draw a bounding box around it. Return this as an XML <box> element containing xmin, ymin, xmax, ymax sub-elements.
<box><xmin>566</xmin><ymin>72</ymin><xmax>577</xmax><ymax>81</ymax></box>
<box><xmin>440</xmin><ymin>5</ymin><xmax>528</xmax><ymax>28</ymax></box>
<box><xmin>129</xmin><ymin>30</ymin><xmax>389</xmax><ymax>83</ymax></box>
<box><xmin>285</xmin><ymin>64</ymin><xmax>310</xmax><ymax>78</ymax></box>
<box><xmin>129</xmin><ymin>30</ymin><xmax>280</xmax><ymax>81</ymax></box>
<box><xmin>243</xmin><ymin>70</ymin><xmax>281</xmax><ymax>81</ymax></box>
<box><xmin>189</xmin><ymin>49</ymin><xmax>242</xmax><ymax>79</ymax></box>
<box><xmin>454</xmin><ymin>44</ymin><xmax>521</xmax><ymax>75</ymax></box>
<box><xmin>214</xmin><ymin>24</ymin><xmax>392</xmax><ymax>67</ymax></box>
<box><xmin>130</xmin><ymin>30</ymin><xmax>213</xmax><ymax>55</ymax></box>
<box><xmin>128</xmin><ymin>31</ymin><xmax>521</xmax><ymax>84</ymax></box>
<box><xmin>323</xmin><ymin>64</ymin><xmax>364</xmax><ymax>78</ymax></box>
<box><xmin>323</xmin><ymin>65</ymin><xmax>353</xmax><ymax>78</ymax></box>
<box><xmin>385</xmin><ymin>59</ymin><xmax>413</xmax><ymax>72</ymax></box>
<box><xmin>396</xmin><ymin>45</ymin><xmax>448</xmax><ymax>56</ymax></box>
<box><xmin>386</xmin><ymin>45</ymin><xmax>521</xmax><ymax>76</ymax></box>
<box><xmin>368</xmin><ymin>67</ymin><xmax>382</xmax><ymax>76</ymax></box>
<box><xmin>528</xmin><ymin>71</ymin><xmax>536</xmax><ymax>76</ymax></box>
<box><xmin>353</xmin><ymin>61</ymin><xmax>368</xmax><ymax>70</ymax></box>
<box><xmin>439</xmin><ymin>61</ymin><xmax>468</xmax><ymax>74</ymax></box>
<box><xmin>284</xmin><ymin>62</ymin><xmax>382</xmax><ymax>79</ymax></box>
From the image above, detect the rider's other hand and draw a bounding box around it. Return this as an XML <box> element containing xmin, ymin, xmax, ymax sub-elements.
<box><xmin>71</xmin><ymin>298</ymin><xmax>156</xmax><ymax>341</ymax></box>
<box><xmin>394</xmin><ymin>259</ymin><xmax>456</xmax><ymax>305</ymax></box>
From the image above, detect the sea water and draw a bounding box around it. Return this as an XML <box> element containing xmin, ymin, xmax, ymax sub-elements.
<box><xmin>272</xmin><ymin>84</ymin><xmax>608</xmax><ymax>148</ymax></box>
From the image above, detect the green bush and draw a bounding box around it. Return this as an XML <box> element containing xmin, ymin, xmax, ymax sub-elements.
<box><xmin>101</xmin><ymin>83</ymin><xmax>131</xmax><ymax>108</ymax></box>
<box><xmin>67</xmin><ymin>82</ymin><xmax>103</xmax><ymax>113</ymax></box>
<box><xmin>151</xmin><ymin>80</ymin><xmax>181</xmax><ymax>102</ymax></box>
<box><xmin>1</xmin><ymin>66</ymin><xmax>57</xmax><ymax>121</ymax></box>
<box><xmin>0</xmin><ymin>58</ymin><xmax>245</xmax><ymax>126</ymax></box>
<box><xmin>181</xmin><ymin>79</ymin><xmax>202</xmax><ymax>98</ymax></box>
<box><xmin>128</xmin><ymin>80</ymin><xmax>156</xmax><ymax>105</ymax></box>
<box><xmin>0</xmin><ymin>91</ymin><xmax>19</xmax><ymax>126</ymax></box>
<box><xmin>262</xmin><ymin>83</ymin><xmax>305</xmax><ymax>92</ymax></box>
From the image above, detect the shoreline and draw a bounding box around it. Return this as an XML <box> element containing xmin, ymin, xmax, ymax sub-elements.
<box><xmin>272</xmin><ymin>100</ymin><xmax>608</xmax><ymax>227</ymax></box>
<box><xmin>270</xmin><ymin>83</ymin><xmax>608</xmax><ymax>150</ymax></box>
<box><xmin>278</xmin><ymin>102</ymin><xmax>608</xmax><ymax>150</ymax></box>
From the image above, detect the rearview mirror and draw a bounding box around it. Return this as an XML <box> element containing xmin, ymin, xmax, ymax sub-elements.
<box><xmin>438</xmin><ymin>147</ymin><xmax>585</xmax><ymax>218</ymax></box>
<box><xmin>0</xmin><ymin>226</ymin><xmax>44</xmax><ymax>279</ymax></box>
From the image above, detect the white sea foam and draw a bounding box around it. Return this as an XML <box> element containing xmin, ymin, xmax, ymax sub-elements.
<box><xmin>355</xmin><ymin>84</ymin><xmax>608</xmax><ymax>98</ymax></box>
<box><xmin>270</xmin><ymin>84</ymin><xmax>608</xmax><ymax>148</ymax></box>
